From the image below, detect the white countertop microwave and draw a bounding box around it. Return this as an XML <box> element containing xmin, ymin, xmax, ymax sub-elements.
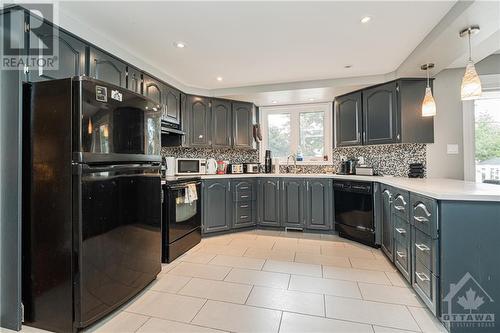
<box><xmin>175</xmin><ymin>158</ymin><xmax>207</xmax><ymax>175</ymax></box>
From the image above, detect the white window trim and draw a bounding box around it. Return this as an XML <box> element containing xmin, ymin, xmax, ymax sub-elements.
<box><xmin>463</xmin><ymin>74</ymin><xmax>500</xmax><ymax>182</ymax></box>
<box><xmin>259</xmin><ymin>102</ymin><xmax>333</xmax><ymax>165</ymax></box>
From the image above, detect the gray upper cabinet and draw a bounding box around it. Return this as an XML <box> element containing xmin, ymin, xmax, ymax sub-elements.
<box><xmin>203</xmin><ymin>180</ymin><xmax>231</xmax><ymax>233</ymax></box>
<box><xmin>27</xmin><ymin>17</ymin><xmax>87</xmax><ymax>82</ymax></box>
<box><xmin>232</xmin><ymin>102</ymin><xmax>254</xmax><ymax>149</ymax></box>
<box><xmin>212</xmin><ymin>99</ymin><xmax>232</xmax><ymax>147</ymax></box>
<box><xmin>143</xmin><ymin>75</ymin><xmax>164</xmax><ymax>110</ymax></box>
<box><xmin>281</xmin><ymin>179</ymin><xmax>306</xmax><ymax>228</ymax></box>
<box><xmin>88</xmin><ymin>47</ymin><xmax>127</xmax><ymax>88</ymax></box>
<box><xmin>165</xmin><ymin>86</ymin><xmax>181</xmax><ymax>125</ymax></box>
<box><xmin>187</xmin><ymin>95</ymin><xmax>211</xmax><ymax>147</ymax></box>
<box><xmin>180</xmin><ymin>93</ymin><xmax>190</xmax><ymax>147</ymax></box>
<box><xmin>305</xmin><ymin>179</ymin><xmax>332</xmax><ymax>230</ymax></box>
<box><xmin>363</xmin><ymin>82</ymin><xmax>399</xmax><ymax>145</ymax></box>
<box><xmin>381</xmin><ymin>185</ymin><xmax>394</xmax><ymax>261</ymax></box>
<box><xmin>126</xmin><ymin>66</ymin><xmax>142</xmax><ymax>94</ymax></box>
<box><xmin>257</xmin><ymin>178</ymin><xmax>281</xmax><ymax>227</ymax></box>
<box><xmin>335</xmin><ymin>92</ymin><xmax>363</xmax><ymax>147</ymax></box>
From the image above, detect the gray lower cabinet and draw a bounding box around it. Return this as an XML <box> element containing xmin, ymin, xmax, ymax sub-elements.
<box><xmin>381</xmin><ymin>185</ymin><xmax>394</xmax><ymax>261</ymax></box>
<box><xmin>305</xmin><ymin>179</ymin><xmax>332</xmax><ymax>230</ymax></box>
<box><xmin>257</xmin><ymin>178</ymin><xmax>281</xmax><ymax>227</ymax></box>
<box><xmin>281</xmin><ymin>179</ymin><xmax>306</xmax><ymax>228</ymax></box>
<box><xmin>232</xmin><ymin>180</ymin><xmax>257</xmax><ymax>228</ymax></box>
<box><xmin>202</xmin><ymin>180</ymin><xmax>232</xmax><ymax>233</ymax></box>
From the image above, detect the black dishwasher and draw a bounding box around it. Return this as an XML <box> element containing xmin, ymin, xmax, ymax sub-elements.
<box><xmin>333</xmin><ymin>180</ymin><xmax>376</xmax><ymax>247</ymax></box>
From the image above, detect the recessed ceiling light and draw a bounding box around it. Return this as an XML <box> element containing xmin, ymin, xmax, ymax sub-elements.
<box><xmin>216</xmin><ymin>76</ymin><xmax>223</xmax><ymax>82</ymax></box>
<box><xmin>272</xmin><ymin>100</ymin><xmax>277</xmax><ymax>104</ymax></box>
<box><xmin>360</xmin><ymin>16</ymin><xmax>371</xmax><ymax>24</ymax></box>
<box><xmin>344</xmin><ymin>65</ymin><xmax>352</xmax><ymax>69</ymax></box>
<box><xmin>173</xmin><ymin>41</ymin><xmax>186</xmax><ymax>48</ymax></box>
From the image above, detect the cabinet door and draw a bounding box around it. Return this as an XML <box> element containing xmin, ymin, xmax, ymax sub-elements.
<box><xmin>188</xmin><ymin>96</ymin><xmax>211</xmax><ymax>147</ymax></box>
<box><xmin>305</xmin><ymin>179</ymin><xmax>332</xmax><ymax>230</ymax></box>
<box><xmin>127</xmin><ymin>66</ymin><xmax>142</xmax><ymax>94</ymax></box>
<box><xmin>88</xmin><ymin>47</ymin><xmax>127</xmax><ymax>88</ymax></box>
<box><xmin>335</xmin><ymin>92</ymin><xmax>362</xmax><ymax>146</ymax></box>
<box><xmin>363</xmin><ymin>82</ymin><xmax>400</xmax><ymax>145</ymax></box>
<box><xmin>28</xmin><ymin>16</ymin><xmax>86</xmax><ymax>82</ymax></box>
<box><xmin>233</xmin><ymin>180</ymin><xmax>256</xmax><ymax>228</ymax></box>
<box><xmin>381</xmin><ymin>186</ymin><xmax>394</xmax><ymax>261</ymax></box>
<box><xmin>180</xmin><ymin>93</ymin><xmax>190</xmax><ymax>146</ymax></box>
<box><xmin>203</xmin><ymin>180</ymin><xmax>231</xmax><ymax>233</ymax></box>
<box><xmin>212</xmin><ymin>99</ymin><xmax>232</xmax><ymax>147</ymax></box>
<box><xmin>232</xmin><ymin>102</ymin><xmax>254</xmax><ymax>149</ymax></box>
<box><xmin>257</xmin><ymin>179</ymin><xmax>280</xmax><ymax>226</ymax></box>
<box><xmin>281</xmin><ymin>179</ymin><xmax>305</xmax><ymax>228</ymax></box>
<box><xmin>165</xmin><ymin>86</ymin><xmax>181</xmax><ymax>125</ymax></box>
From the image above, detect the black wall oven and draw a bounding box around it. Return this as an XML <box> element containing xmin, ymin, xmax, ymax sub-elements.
<box><xmin>162</xmin><ymin>178</ymin><xmax>202</xmax><ymax>262</ymax></box>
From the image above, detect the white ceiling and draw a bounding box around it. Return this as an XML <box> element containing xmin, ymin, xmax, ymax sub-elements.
<box><xmin>60</xmin><ymin>1</ymin><xmax>455</xmax><ymax>91</ymax></box>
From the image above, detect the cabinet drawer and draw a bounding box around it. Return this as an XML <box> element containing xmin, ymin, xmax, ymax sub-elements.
<box><xmin>233</xmin><ymin>181</ymin><xmax>255</xmax><ymax>202</ymax></box>
<box><xmin>414</xmin><ymin>228</ymin><xmax>438</xmax><ymax>274</ymax></box>
<box><xmin>411</xmin><ymin>194</ymin><xmax>437</xmax><ymax>238</ymax></box>
<box><xmin>235</xmin><ymin>190</ymin><xmax>253</xmax><ymax>201</ymax></box>
<box><xmin>393</xmin><ymin>215</ymin><xmax>410</xmax><ymax>245</ymax></box>
<box><xmin>394</xmin><ymin>240</ymin><xmax>410</xmax><ymax>282</ymax></box>
<box><xmin>413</xmin><ymin>258</ymin><xmax>438</xmax><ymax>315</ymax></box>
<box><xmin>392</xmin><ymin>190</ymin><xmax>410</xmax><ymax>220</ymax></box>
<box><xmin>235</xmin><ymin>203</ymin><xmax>252</xmax><ymax>223</ymax></box>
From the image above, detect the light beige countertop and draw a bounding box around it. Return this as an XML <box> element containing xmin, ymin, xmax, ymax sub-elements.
<box><xmin>198</xmin><ymin>173</ymin><xmax>500</xmax><ymax>202</ymax></box>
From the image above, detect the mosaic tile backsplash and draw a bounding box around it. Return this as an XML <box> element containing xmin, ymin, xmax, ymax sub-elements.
<box><xmin>161</xmin><ymin>147</ymin><xmax>259</xmax><ymax>164</ymax></box>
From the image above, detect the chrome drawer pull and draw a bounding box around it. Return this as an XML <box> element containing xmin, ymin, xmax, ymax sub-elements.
<box><xmin>240</xmin><ymin>215</ymin><xmax>248</xmax><ymax>219</ymax></box>
<box><xmin>395</xmin><ymin>195</ymin><xmax>407</xmax><ymax>206</ymax></box>
<box><xmin>415</xmin><ymin>243</ymin><xmax>430</xmax><ymax>252</ymax></box>
<box><xmin>414</xmin><ymin>216</ymin><xmax>429</xmax><ymax>223</ymax></box>
<box><xmin>240</xmin><ymin>195</ymin><xmax>249</xmax><ymax>198</ymax></box>
<box><xmin>240</xmin><ymin>187</ymin><xmax>249</xmax><ymax>190</ymax></box>
<box><xmin>240</xmin><ymin>204</ymin><xmax>249</xmax><ymax>208</ymax></box>
<box><xmin>415</xmin><ymin>203</ymin><xmax>432</xmax><ymax>217</ymax></box>
<box><xmin>395</xmin><ymin>228</ymin><xmax>406</xmax><ymax>234</ymax></box>
<box><xmin>416</xmin><ymin>271</ymin><xmax>430</xmax><ymax>282</ymax></box>
<box><xmin>394</xmin><ymin>205</ymin><xmax>405</xmax><ymax>211</ymax></box>
<box><xmin>396</xmin><ymin>251</ymin><xmax>406</xmax><ymax>258</ymax></box>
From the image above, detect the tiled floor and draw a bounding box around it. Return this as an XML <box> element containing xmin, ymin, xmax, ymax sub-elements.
<box><xmin>19</xmin><ymin>230</ymin><xmax>447</xmax><ymax>333</ymax></box>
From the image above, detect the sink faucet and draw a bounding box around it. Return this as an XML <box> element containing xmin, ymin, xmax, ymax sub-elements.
<box><xmin>286</xmin><ymin>154</ymin><xmax>297</xmax><ymax>174</ymax></box>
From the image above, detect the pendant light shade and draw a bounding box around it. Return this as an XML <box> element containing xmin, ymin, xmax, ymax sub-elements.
<box><xmin>421</xmin><ymin>63</ymin><xmax>436</xmax><ymax>117</ymax></box>
<box><xmin>460</xmin><ymin>25</ymin><xmax>482</xmax><ymax>101</ymax></box>
<box><xmin>422</xmin><ymin>87</ymin><xmax>437</xmax><ymax>117</ymax></box>
<box><xmin>461</xmin><ymin>60</ymin><xmax>482</xmax><ymax>100</ymax></box>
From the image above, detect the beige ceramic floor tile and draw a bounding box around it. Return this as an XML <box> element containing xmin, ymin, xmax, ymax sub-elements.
<box><xmin>224</xmin><ymin>268</ymin><xmax>290</xmax><ymax>289</ymax></box>
<box><xmin>408</xmin><ymin>306</ymin><xmax>448</xmax><ymax>333</ymax></box>
<box><xmin>322</xmin><ymin>266</ymin><xmax>392</xmax><ymax>285</ymax></box>
<box><xmin>229</xmin><ymin>238</ymin><xmax>276</xmax><ymax>250</ymax></box>
<box><xmin>136</xmin><ymin>317</ymin><xmax>225</xmax><ymax>333</ymax></box>
<box><xmin>296</xmin><ymin>233</ymin><xmax>323</xmax><ymax>240</ymax></box>
<box><xmin>372</xmin><ymin>326</ymin><xmax>419</xmax><ymax>333</ymax></box>
<box><xmin>124</xmin><ymin>290</ymin><xmax>206</xmax><ymax>323</ymax></box>
<box><xmin>263</xmin><ymin>260</ymin><xmax>322</xmax><ymax>277</ymax></box>
<box><xmin>321</xmin><ymin>246</ymin><xmax>376</xmax><ymax>259</ymax></box>
<box><xmin>246</xmin><ymin>286</ymin><xmax>325</xmax><ymax>316</ymax></box>
<box><xmin>180</xmin><ymin>252</ymin><xmax>217</xmax><ymax>264</ymax></box>
<box><xmin>179</xmin><ymin>278</ymin><xmax>252</xmax><ymax>304</ymax></box>
<box><xmin>254</xmin><ymin>229</ymin><xmax>283</xmax><ymax>237</ymax></box>
<box><xmin>202</xmin><ymin>236</ymin><xmax>234</xmax><ymax>246</ymax></box>
<box><xmin>358</xmin><ymin>283</ymin><xmax>423</xmax><ymax>307</ymax></box>
<box><xmin>288</xmin><ymin>275</ymin><xmax>362</xmax><ymax>299</ymax></box>
<box><xmin>208</xmin><ymin>254</ymin><xmax>265</xmax><ymax>270</ymax></box>
<box><xmin>349</xmin><ymin>257</ymin><xmax>397</xmax><ymax>272</ymax></box>
<box><xmin>294</xmin><ymin>252</ymin><xmax>351</xmax><ymax>268</ymax></box>
<box><xmin>160</xmin><ymin>260</ymin><xmax>182</xmax><ymax>275</ymax></box>
<box><xmin>273</xmin><ymin>238</ymin><xmax>299</xmax><ymax>248</ymax></box>
<box><xmin>198</xmin><ymin>244</ymin><xmax>248</xmax><ymax>257</ymax></box>
<box><xmin>150</xmin><ymin>273</ymin><xmax>191</xmax><ymax>293</ymax></box>
<box><xmin>169</xmin><ymin>262</ymin><xmax>231</xmax><ymax>280</ymax></box>
<box><xmin>274</xmin><ymin>242</ymin><xmax>321</xmax><ymax>254</ymax></box>
<box><xmin>243</xmin><ymin>247</ymin><xmax>295</xmax><ymax>262</ymax></box>
<box><xmin>386</xmin><ymin>271</ymin><xmax>410</xmax><ymax>287</ymax></box>
<box><xmin>86</xmin><ymin>311</ymin><xmax>149</xmax><ymax>333</ymax></box>
<box><xmin>230</xmin><ymin>232</ymin><xmax>258</xmax><ymax>240</ymax></box>
<box><xmin>325</xmin><ymin>296</ymin><xmax>421</xmax><ymax>331</ymax></box>
<box><xmin>192</xmin><ymin>300</ymin><xmax>281</xmax><ymax>333</ymax></box>
<box><xmin>279</xmin><ymin>312</ymin><xmax>373</xmax><ymax>333</ymax></box>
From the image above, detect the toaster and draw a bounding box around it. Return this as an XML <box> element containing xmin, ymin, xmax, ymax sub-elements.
<box><xmin>227</xmin><ymin>163</ymin><xmax>244</xmax><ymax>174</ymax></box>
<box><xmin>244</xmin><ymin>163</ymin><xmax>260</xmax><ymax>174</ymax></box>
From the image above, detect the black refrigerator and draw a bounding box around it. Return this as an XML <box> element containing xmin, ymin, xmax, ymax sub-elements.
<box><xmin>22</xmin><ymin>77</ymin><xmax>162</xmax><ymax>332</ymax></box>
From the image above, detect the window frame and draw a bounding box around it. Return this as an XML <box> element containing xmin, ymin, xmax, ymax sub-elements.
<box><xmin>259</xmin><ymin>103</ymin><xmax>332</xmax><ymax>164</ymax></box>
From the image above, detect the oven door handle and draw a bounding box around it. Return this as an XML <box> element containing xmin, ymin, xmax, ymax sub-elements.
<box><xmin>82</xmin><ymin>163</ymin><xmax>160</xmax><ymax>172</ymax></box>
<box><xmin>168</xmin><ymin>181</ymin><xmax>201</xmax><ymax>190</ymax></box>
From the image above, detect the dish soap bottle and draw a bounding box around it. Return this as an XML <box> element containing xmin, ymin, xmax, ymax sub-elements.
<box><xmin>296</xmin><ymin>146</ymin><xmax>304</xmax><ymax>161</ymax></box>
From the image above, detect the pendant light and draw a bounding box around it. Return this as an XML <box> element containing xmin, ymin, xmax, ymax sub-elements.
<box><xmin>421</xmin><ymin>63</ymin><xmax>436</xmax><ymax>117</ymax></box>
<box><xmin>460</xmin><ymin>25</ymin><xmax>482</xmax><ymax>100</ymax></box>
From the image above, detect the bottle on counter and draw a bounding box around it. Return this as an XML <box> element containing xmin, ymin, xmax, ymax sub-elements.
<box><xmin>264</xmin><ymin>150</ymin><xmax>272</xmax><ymax>173</ymax></box>
<box><xmin>296</xmin><ymin>146</ymin><xmax>303</xmax><ymax>161</ymax></box>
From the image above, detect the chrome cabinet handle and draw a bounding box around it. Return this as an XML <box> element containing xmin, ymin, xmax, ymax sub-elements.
<box><xmin>241</xmin><ymin>195</ymin><xmax>249</xmax><ymax>198</ymax></box>
<box><xmin>414</xmin><ymin>216</ymin><xmax>429</xmax><ymax>223</ymax></box>
<box><xmin>240</xmin><ymin>215</ymin><xmax>248</xmax><ymax>219</ymax></box>
<box><xmin>394</xmin><ymin>205</ymin><xmax>405</xmax><ymax>211</ymax></box>
<box><xmin>240</xmin><ymin>204</ymin><xmax>249</xmax><ymax>208</ymax></box>
<box><xmin>395</xmin><ymin>228</ymin><xmax>406</xmax><ymax>234</ymax></box>
<box><xmin>240</xmin><ymin>187</ymin><xmax>249</xmax><ymax>190</ymax></box>
<box><xmin>415</xmin><ymin>243</ymin><xmax>430</xmax><ymax>252</ymax></box>
<box><xmin>416</xmin><ymin>271</ymin><xmax>430</xmax><ymax>282</ymax></box>
<box><xmin>414</xmin><ymin>203</ymin><xmax>431</xmax><ymax>217</ymax></box>
<box><xmin>396</xmin><ymin>251</ymin><xmax>406</xmax><ymax>258</ymax></box>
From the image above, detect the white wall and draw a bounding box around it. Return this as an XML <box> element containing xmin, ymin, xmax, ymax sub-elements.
<box><xmin>427</xmin><ymin>54</ymin><xmax>500</xmax><ymax>179</ymax></box>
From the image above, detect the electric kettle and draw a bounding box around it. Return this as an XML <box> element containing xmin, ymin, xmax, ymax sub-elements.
<box><xmin>206</xmin><ymin>158</ymin><xmax>217</xmax><ymax>174</ymax></box>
